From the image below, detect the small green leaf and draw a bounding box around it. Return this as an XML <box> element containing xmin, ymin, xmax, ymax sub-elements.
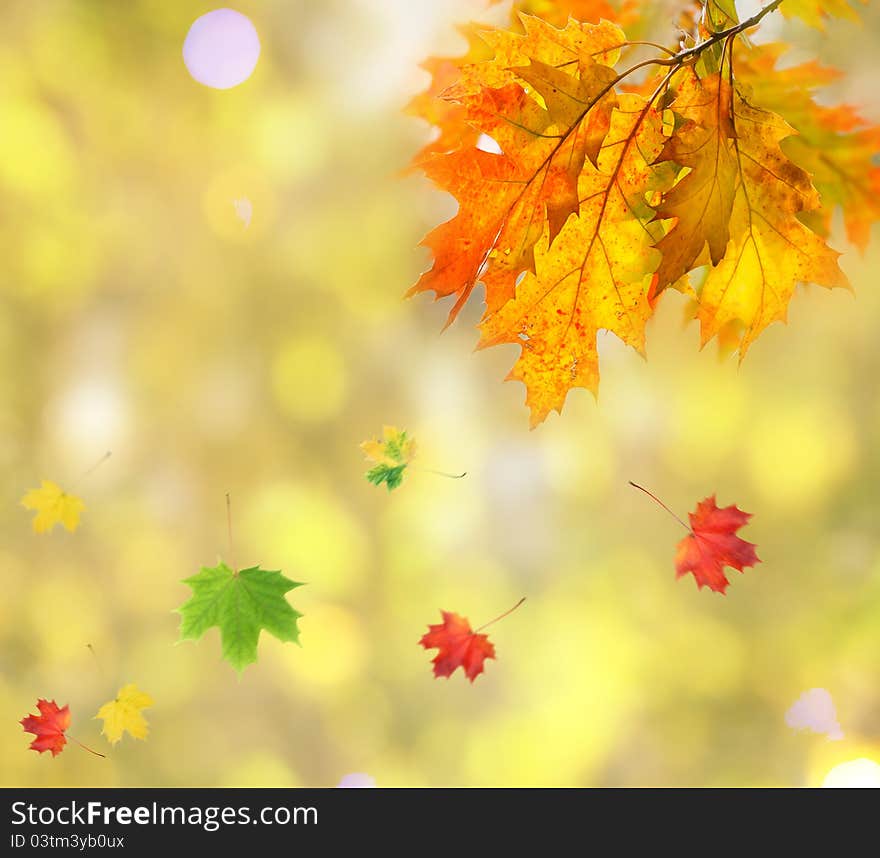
<box><xmin>177</xmin><ymin>562</ymin><xmax>304</xmax><ymax>673</ymax></box>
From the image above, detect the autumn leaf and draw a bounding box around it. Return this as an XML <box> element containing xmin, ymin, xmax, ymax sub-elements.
<box><xmin>420</xmin><ymin>612</ymin><xmax>495</xmax><ymax>682</ymax></box>
<box><xmin>20</xmin><ymin>480</ymin><xmax>85</xmax><ymax>534</ymax></box>
<box><xmin>651</xmin><ymin>69</ymin><xmax>739</xmax><ymax>289</ymax></box>
<box><xmin>361</xmin><ymin>426</ymin><xmax>416</xmax><ymax>491</ymax></box>
<box><xmin>687</xmin><ymin>83</ymin><xmax>849</xmax><ymax>354</ymax></box>
<box><xmin>478</xmin><ymin>92</ymin><xmax>671</xmax><ymax>425</ymax></box>
<box><xmin>736</xmin><ymin>43</ymin><xmax>880</xmax><ymax>252</ymax></box>
<box><xmin>419</xmin><ymin>598</ymin><xmax>525</xmax><ymax>682</ymax></box>
<box><xmin>631</xmin><ymin>483</ymin><xmax>759</xmax><ymax>594</ymax></box>
<box><xmin>676</xmin><ymin>496</ymin><xmax>760</xmax><ymax>593</ymax></box>
<box><xmin>177</xmin><ymin>562</ymin><xmax>304</xmax><ymax>673</ymax></box>
<box><xmin>409</xmin><ymin>16</ymin><xmax>626</xmax><ymax>324</ymax></box>
<box><xmin>780</xmin><ymin>0</ymin><xmax>864</xmax><ymax>30</ymax></box>
<box><xmin>20</xmin><ymin>699</ymin><xmax>71</xmax><ymax>756</ymax></box>
<box><xmin>95</xmin><ymin>684</ymin><xmax>154</xmax><ymax>745</ymax></box>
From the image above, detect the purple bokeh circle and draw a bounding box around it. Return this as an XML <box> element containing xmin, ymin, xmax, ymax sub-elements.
<box><xmin>183</xmin><ymin>9</ymin><xmax>260</xmax><ymax>90</ymax></box>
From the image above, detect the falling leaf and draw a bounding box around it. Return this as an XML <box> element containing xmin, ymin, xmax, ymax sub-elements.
<box><xmin>420</xmin><ymin>611</ymin><xmax>496</xmax><ymax>682</ymax></box>
<box><xmin>95</xmin><ymin>684</ymin><xmax>154</xmax><ymax>745</ymax></box>
<box><xmin>675</xmin><ymin>496</ymin><xmax>760</xmax><ymax>594</ymax></box>
<box><xmin>20</xmin><ymin>480</ymin><xmax>85</xmax><ymax>534</ymax></box>
<box><xmin>20</xmin><ymin>699</ymin><xmax>71</xmax><ymax>756</ymax></box>
<box><xmin>177</xmin><ymin>562</ymin><xmax>304</xmax><ymax>673</ymax></box>
<box><xmin>361</xmin><ymin>426</ymin><xmax>417</xmax><ymax>491</ymax></box>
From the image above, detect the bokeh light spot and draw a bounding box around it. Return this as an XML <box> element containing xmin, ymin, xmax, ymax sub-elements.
<box><xmin>183</xmin><ymin>9</ymin><xmax>261</xmax><ymax>90</ymax></box>
<box><xmin>272</xmin><ymin>337</ymin><xmax>347</xmax><ymax>423</ymax></box>
<box><xmin>822</xmin><ymin>758</ymin><xmax>880</xmax><ymax>787</ymax></box>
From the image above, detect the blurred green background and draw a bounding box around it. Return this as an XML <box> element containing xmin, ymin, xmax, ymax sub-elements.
<box><xmin>1</xmin><ymin>0</ymin><xmax>878</xmax><ymax>787</ymax></box>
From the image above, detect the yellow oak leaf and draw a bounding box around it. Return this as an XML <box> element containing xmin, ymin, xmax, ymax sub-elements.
<box><xmin>693</xmin><ymin>85</ymin><xmax>850</xmax><ymax>354</ymax></box>
<box><xmin>95</xmin><ymin>684</ymin><xmax>154</xmax><ymax>745</ymax></box>
<box><xmin>479</xmin><ymin>94</ymin><xmax>671</xmax><ymax>426</ymax></box>
<box><xmin>20</xmin><ymin>481</ymin><xmax>85</xmax><ymax>534</ymax></box>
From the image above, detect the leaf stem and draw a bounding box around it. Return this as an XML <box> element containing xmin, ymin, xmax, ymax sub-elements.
<box><xmin>69</xmin><ymin>735</ymin><xmax>105</xmax><ymax>758</ymax></box>
<box><xmin>71</xmin><ymin>451</ymin><xmax>112</xmax><ymax>489</ymax></box>
<box><xmin>419</xmin><ymin>467</ymin><xmax>467</xmax><ymax>480</ymax></box>
<box><xmin>86</xmin><ymin>643</ymin><xmax>104</xmax><ymax>678</ymax></box>
<box><xmin>629</xmin><ymin>481</ymin><xmax>691</xmax><ymax>532</ymax></box>
<box><xmin>476</xmin><ymin>597</ymin><xmax>526</xmax><ymax>632</ymax></box>
<box><xmin>226</xmin><ymin>493</ymin><xmax>237</xmax><ymax>575</ymax></box>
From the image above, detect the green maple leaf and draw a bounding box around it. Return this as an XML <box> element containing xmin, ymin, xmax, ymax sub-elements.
<box><xmin>361</xmin><ymin>425</ymin><xmax>416</xmax><ymax>492</ymax></box>
<box><xmin>177</xmin><ymin>562</ymin><xmax>304</xmax><ymax>673</ymax></box>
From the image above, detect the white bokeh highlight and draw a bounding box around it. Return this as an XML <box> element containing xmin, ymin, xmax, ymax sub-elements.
<box><xmin>337</xmin><ymin>772</ymin><xmax>376</xmax><ymax>788</ymax></box>
<box><xmin>785</xmin><ymin>688</ymin><xmax>844</xmax><ymax>740</ymax></box>
<box><xmin>233</xmin><ymin>197</ymin><xmax>253</xmax><ymax>228</ymax></box>
<box><xmin>822</xmin><ymin>759</ymin><xmax>880</xmax><ymax>788</ymax></box>
<box><xmin>183</xmin><ymin>9</ymin><xmax>261</xmax><ymax>90</ymax></box>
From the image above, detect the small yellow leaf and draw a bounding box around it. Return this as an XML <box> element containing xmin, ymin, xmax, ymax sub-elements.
<box><xmin>20</xmin><ymin>481</ymin><xmax>85</xmax><ymax>534</ymax></box>
<box><xmin>95</xmin><ymin>684</ymin><xmax>154</xmax><ymax>745</ymax></box>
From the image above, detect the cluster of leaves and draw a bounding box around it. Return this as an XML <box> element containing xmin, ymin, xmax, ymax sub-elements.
<box><xmin>409</xmin><ymin>0</ymin><xmax>878</xmax><ymax>425</ymax></box>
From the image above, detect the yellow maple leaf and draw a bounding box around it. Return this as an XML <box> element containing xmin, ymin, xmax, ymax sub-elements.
<box><xmin>20</xmin><ymin>480</ymin><xmax>85</xmax><ymax>534</ymax></box>
<box><xmin>95</xmin><ymin>684</ymin><xmax>154</xmax><ymax>745</ymax></box>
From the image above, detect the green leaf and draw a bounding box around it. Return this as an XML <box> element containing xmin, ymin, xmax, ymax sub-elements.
<box><xmin>177</xmin><ymin>562</ymin><xmax>304</xmax><ymax>673</ymax></box>
<box><xmin>365</xmin><ymin>463</ymin><xmax>406</xmax><ymax>490</ymax></box>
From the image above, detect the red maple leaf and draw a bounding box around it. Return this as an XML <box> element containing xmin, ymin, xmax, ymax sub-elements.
<box><xmin>631</xmin><ymin>484</ymin><xmax>760</xmax><ymax>594</ymax></box>
<box><xmin>419</xmin><ymin>599</ymin><xmax>525</xmax><ymax>682</ymax></box>
<box><xmin>20</xmin><ymin>699</ymin><xmax>71</xmax><ymax>756</ymax></box>
<box><xmin>675</xmin><ymin>496</ymin><xmax>760</xmax><ymax>594</ymax></box>
<box><xmin>420</xmin><ymin>612</ymin><xmax>495</xmax><ymax>682</ymax></box>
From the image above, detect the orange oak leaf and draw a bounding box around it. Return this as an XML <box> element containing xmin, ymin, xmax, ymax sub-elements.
<box><xmin>20</xmin><ymin>699</ymin><xmax>71</xmax><ymax>756</ymax></box>
<box><xmin>419</xmin><ymin>599</ymin><xmax>525</xmax><ymax>682</ymax></box>
<box><xmin>409</xmin><ymin>16</ymin><xmax>625</xmax><ymax>324</ymax></box>
<box><xmin>632</xmin><ymin>483</ymin><xmax>759</xmax><ymax>594</ymax></box>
